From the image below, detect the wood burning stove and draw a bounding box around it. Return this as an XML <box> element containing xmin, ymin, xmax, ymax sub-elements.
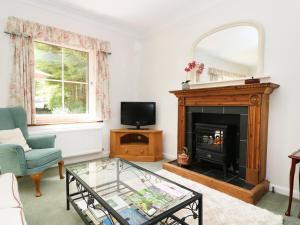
<box><xmin>195</xmin><ymin>123</ymin><xmax>236</xmax><ymax>177</ymax></box>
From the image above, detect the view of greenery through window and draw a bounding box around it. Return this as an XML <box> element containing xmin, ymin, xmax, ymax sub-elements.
<box><xmin>34</xmin><ymin>42</ymin><xmax>89</xmax><ymax>114</ymax></box>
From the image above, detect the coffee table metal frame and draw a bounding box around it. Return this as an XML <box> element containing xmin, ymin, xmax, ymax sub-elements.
<box><xmin>66</xmin><ymin>158</ymin><xmax>202</xmax><ymax>225</ymax></box>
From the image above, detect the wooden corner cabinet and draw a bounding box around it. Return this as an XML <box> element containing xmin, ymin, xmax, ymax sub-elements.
<box><xmin>110</xmin><ymin>129</ymin><xmax>163</xmax><ymax>162</ymax></box>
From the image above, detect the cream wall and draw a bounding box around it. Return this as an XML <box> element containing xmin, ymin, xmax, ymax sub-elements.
<box><xmin>0</xmin><ymin>0</ymin><xmax>141</xmax><ymax>162</ymax></box>
<box><xmin>138</xmin><ymin>0</ymin><xmax>300</xmax><ymax>196</ymax></box>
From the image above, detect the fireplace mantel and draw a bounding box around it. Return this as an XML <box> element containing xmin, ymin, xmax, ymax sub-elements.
<box><xmin>164</xmin><ymin>82</ymin><xmax>279</xmax><ymax>204</ymax></box>
<box><xmin>170</xmin><ymin>82</ymin><xmax>279</xmax><ymax>98</ymax></box>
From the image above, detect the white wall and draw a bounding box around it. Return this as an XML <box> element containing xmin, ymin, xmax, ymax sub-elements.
<box><xmin>0</xmin><ymin>0</ymin><xmax>141</xmax><ymax>161</ymax></box>
<box><xmin>138</xmin><ymin>0</ymin><xmax>300</xmax><ymax>196</ymax></box>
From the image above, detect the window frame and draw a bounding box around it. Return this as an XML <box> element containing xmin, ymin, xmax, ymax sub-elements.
<box><xmin>33</xmin><ymin>40</ymin><xmax>97</xmax><ymax>124</ymax></box>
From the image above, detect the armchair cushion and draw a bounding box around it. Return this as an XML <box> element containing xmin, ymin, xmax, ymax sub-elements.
<box><xmin>25</xmin><ymin>148</ymin><xmax>62</xmax><ymax>169</ymax></box>
<box><xmin>26</xmin><ymin>134</ymin><xmax>56</xmax><ymax>149</ymax></box>
<box><xmin>0</xmin><ymin>128</ymin><xmax>31</xmax><ymax>151</ymax></box>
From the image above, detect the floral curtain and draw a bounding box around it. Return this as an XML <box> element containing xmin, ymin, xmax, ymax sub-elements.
<box><xmin>9</xmin><ymin>35</ymin><xmax>35</xmax><ymax>124</ymax></box>
<box><xmin>5</xmin><ymin>16</ymin><xmax>112</xmax><ymax>122</ymax></box>
<box><xmin>96</xmin><ymin>51</ymin><xmax>111</xmax><ymax>120</ymax></box>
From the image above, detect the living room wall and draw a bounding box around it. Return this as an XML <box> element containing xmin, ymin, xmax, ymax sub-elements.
<box><xmin>138</xmin><ymin>0</ymin><xmax>300</xmax><ymax>196</ymax></box>
<box><xmin>0</xmin><ymin>0</ymin><xmax>141</xmax><ymax>162</ymax></box>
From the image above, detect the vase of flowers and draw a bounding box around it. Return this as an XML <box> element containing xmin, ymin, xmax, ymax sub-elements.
<box><xmin>184</xmin><ymin>60</ymin><xmax>205</xmax><ymax>83</ymax></box>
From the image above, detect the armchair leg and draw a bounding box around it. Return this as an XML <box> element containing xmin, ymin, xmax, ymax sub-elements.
<box><xmin>31</xmin><ymin>173</ymin><xmax>43</xmax><ymax>197</ymax></box>
<box><xmin>58</xmin><ymin>160</ymin><xmax>65</xmax><ymax>179</ymax></box>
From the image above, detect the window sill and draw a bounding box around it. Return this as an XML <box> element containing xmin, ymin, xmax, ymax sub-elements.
<box><xmin>29</xmin><ymin>120</ymin><xmax>102</xmax><ymax>126</ymax></box>
<box><xmin>28</xmin><ymin>122</ymin><xmax>103</xmax><ymax>135</ymax></box>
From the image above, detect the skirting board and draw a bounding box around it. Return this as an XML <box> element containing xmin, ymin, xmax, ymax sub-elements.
<box><xmin>270</xmin><ymin>183</ymin><xmax>300</xmax><ymax>200</ymax></box>
<box><xmin>63</xmin><ymin>151</ymin><xmax>109</xmax><ymax>165</ymax></box>
<box><xmin>162</xmin><ymin>153</ymin><xmax>176</xmax><ymax>161</ymax></box>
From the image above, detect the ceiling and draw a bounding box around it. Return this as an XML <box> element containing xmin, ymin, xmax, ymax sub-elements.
<box><xmin>26</xmin><ymin>0</ymin><xmax>222</xmax><ymax>35</ymax></box>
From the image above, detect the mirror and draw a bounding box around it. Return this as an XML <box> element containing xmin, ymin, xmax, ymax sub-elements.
<box><xmin>191</xmin><ymin>22</ymin><xmax>264</xmax><ymax>84</ymax></box>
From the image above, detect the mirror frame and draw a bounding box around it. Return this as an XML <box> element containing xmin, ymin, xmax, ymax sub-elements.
<box><xmin>191</xmin><ymin>21</ymin><xmax>265</xmax><ymax>79</ymax></box>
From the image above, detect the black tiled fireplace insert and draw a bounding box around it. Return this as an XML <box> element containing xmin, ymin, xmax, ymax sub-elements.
<box><xmin>181</xmin><ymin>106</ymin><xmax>254</xmax><ymax>190</ymax></box>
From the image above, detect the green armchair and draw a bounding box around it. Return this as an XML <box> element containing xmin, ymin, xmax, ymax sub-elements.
<box><xmin>0</xmin><ymin>107</ymin><xmax>64</xmax><ymax>197</ymax></box>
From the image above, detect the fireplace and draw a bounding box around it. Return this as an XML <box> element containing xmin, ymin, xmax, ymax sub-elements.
<box><xmin>163</xmin><ymin>83</ymin><xmax>279</xmax><ymax>204</ymax></box>
<box><xmin>194</xmin><ymin>123</ymin><xmax>235</xmax><ymax>177</ymax></box>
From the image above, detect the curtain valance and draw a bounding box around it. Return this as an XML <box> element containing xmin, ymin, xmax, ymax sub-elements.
<box><xmin>5</xmin><ymin>16</ymin><xmax>111</xmax><ymax>54</ymax></box>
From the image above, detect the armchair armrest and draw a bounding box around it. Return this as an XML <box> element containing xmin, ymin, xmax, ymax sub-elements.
<box><xmin>27</xmin><ymin>134</ymin><xmax>56</xmax><ymax>149</ymax></box>
<box><xmin>0</xmin><ymin>144</ymin><xmax>27</xmax><ymax>176</ymax></box>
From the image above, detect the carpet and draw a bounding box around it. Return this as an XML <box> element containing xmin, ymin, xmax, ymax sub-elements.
<box><xmin>157</xmin><ymin>169</ymin><xmax>283</xmax><ymax>225</ymax></box>
<box><xmin>18</xmin><ymin>165</ymin><xmax>283</xmax><ymax>225</ymax></box>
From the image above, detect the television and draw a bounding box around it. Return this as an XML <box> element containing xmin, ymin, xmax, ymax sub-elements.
<box><xmin>121</xmin><ymin>102</ymin><xmax>156</xmax><ymax>129</ymax></box>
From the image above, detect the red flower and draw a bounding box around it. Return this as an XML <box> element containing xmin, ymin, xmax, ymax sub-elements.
<box><xmin>184</xmin><ymin>61</ymin><xmax>205</xmax><ymax>75</ymax></box>
<box><xmin>184</xmin><ymin>67</ymin><xmax>190</xmax><ymax>72</ymax></box>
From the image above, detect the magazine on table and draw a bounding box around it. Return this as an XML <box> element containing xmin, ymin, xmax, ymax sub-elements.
<box><xmin>153</xmin><ymin>181</ymin><xmax>190</xmax><ymax>199</ymax></box>
<box><xmin>127</xmin><ymin>182</ymin><xmax>190</xmax><ymax>217</ymax></box>
<box><xmin>128</xmin><ymin>185</ymin><xmax>174</xmax><ymax>217</ymax></box>
<box><xmin>102</xmin><ymin>208</ymin><xmax>147</xmax><ymax>225</ymax></box>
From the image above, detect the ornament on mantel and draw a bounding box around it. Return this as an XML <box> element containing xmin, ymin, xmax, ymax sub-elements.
<box><xmin>184</xmin><ymin>60</ymin><xmax>205</xmax><ymax>86</ymax></box>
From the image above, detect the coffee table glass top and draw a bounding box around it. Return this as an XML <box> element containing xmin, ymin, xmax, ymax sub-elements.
<box><xmin>67</xmin><ymin>158</ymin><xmax>200</xmax><ymax>224</ymax></box>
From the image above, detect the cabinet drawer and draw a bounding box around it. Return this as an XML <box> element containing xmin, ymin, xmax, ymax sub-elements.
<box><xmin>196</xmin><ymin>149</ymin><xmax>224</xmax><ymax>163</ymax></box>
<box><xmin>119</xmin><ymin>145</ymin><xmax>149</xmax><ymax>156</ymax></box>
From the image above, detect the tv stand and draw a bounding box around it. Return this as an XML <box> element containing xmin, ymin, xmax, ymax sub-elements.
<box><xmin>110</xmin><ymin>129</ymin><xmax>163</xmax><ymax>162</ymax></box>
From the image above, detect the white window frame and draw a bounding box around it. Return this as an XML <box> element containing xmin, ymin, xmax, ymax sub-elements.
<box><xmin>34</xmin><ymin>40</ymin><xmax>98</xmax><ymax>124</ymax></box>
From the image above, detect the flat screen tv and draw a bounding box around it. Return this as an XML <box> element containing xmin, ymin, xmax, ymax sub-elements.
<box><xmin>121</xmin><ymin>102</ymin><xmax>156</xmax><ymax>129</ymax></box>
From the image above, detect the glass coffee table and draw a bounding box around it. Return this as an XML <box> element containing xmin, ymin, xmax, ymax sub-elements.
<box><xmin>66</xmin><ymin>158</ymin><xmax>202</xmax><ymax>225</ymax></box>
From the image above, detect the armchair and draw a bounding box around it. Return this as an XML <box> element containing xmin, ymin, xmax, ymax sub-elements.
<box><xmin>0</xmin><ymin>107</ymin><xmax>64</xmax><ymax>197</ymax></box>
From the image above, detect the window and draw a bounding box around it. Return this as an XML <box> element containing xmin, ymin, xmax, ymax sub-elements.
<box><xmin>34</xmin><ymin>42</ymin><xmax>96</xmax><ymax>124</ymax></box>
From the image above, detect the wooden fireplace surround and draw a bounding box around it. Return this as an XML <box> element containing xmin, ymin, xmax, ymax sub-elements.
<box><xmin>163</xmin><ymin>82</ymin><xmax>279</xmax><ymax>204</ymax></box>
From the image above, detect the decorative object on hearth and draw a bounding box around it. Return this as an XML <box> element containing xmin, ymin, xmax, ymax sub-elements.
<box><xmin>245</xmin><ymin>76</ymin><xmax>260</xmax><ymax>84</ymax></box>
<box><xmin>177</xmin><ymin>146</ymin><xmax>190</xmax><ymax>166</ymax></box>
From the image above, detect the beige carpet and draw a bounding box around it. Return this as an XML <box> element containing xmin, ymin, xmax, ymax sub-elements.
<box><xmin>157</xmin><ymin>170</ymin><xmax>283</xmax><ymax>225</ymax></box>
